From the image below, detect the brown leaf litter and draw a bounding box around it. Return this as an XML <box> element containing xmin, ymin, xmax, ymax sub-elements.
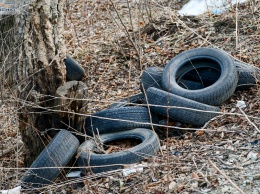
<box><xmin>1</xmin><ymin>0</ymin><xmax>260</xmax><ymax>193</ymax></box>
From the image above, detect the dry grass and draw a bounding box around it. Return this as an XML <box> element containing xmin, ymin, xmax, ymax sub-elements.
<box><xmin>1</xmin><ymin>0</ymin><xmax>260</xmax><ymax>193</ymax></box>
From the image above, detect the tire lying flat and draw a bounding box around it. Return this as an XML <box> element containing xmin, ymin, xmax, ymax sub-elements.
<box><xmin>21</xmin><ymin>130</ymin><xmax>79</xmax><ymax>189</ymax></box>
<box><xmin>178</xmin><ymin>79</ymin><xmax>204</xmax><ymax>90</ymax></box>
<box><xmin>235</xmin><ymin>61</ymin><xmax>257</xmax><ymax>90</ymax></box>
<box><xmin>85</xmin><ymin>107</ymin><xmax>158</xmax><ymax>136</ymax></box>
<box><xmin>77</xmin><ymin>128</ymin><xmax>160</xmax><ymax>174</ymax></box>
<box><xmin>108</xmin><ymin>93</ymin><xmax>145</xmax><ymax>109</ymax></box>
<box><xmin>140</xmin><ymin>66</ymin><xmax>163</xmax><ymax>92</ymax></box>
<box><xmin>146</xmin><ymin>87</ymin><xmax>220</xmax><ymax>127</ymax></box>
<box><xmin>161</xmin><ymin>47</ymin><xmax>238</xmax><ymax>105</ymax></box>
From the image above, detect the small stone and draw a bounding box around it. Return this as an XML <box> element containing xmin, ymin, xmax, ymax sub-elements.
<box><xmin>190</xmin><ymin>181</ymin><xmax>198</xmax><ymax>189</ymax></box>
<box><xmin>168</xmin><ymin>181</ymin><xmax>177</xmax><ymax>192</ymax></box>
<box><xmin>221</xmin><ymin>186</ymin><xmax>230</xmax><ymax>193</ymax></box>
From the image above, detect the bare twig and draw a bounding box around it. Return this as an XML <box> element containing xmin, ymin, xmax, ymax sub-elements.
<box><xmin>0</xmin><ymin>140</ymin><xmax>23</xmax><ymax>158</ymax></box>
<box><xmin>235</xmin><ymin>0</ymin><xmax>239</xmax><ymax>49</ymax></box>
<box><xmin>141</xmin><ymin>83</ymin><xmax>163</xmax><ymax>156</ymax></box>
<box><xmin>108</xmin><ymin>0</ymin><xmax>141</xmax><ymax>64</ymax></box>
<box><xmin>208</xmin><ymin>158</ymin><xmax>246</xmax><ymax>194</ymax></box>
<box><xmin>238</xmin><ymin>107</ymin><xmax>260</xmax><ymax>133</ymax></box>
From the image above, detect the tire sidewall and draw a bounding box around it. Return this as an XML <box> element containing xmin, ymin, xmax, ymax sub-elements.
<box><xmin>77</xmin><ymin>128</ymin><xmax>159</xmax><ymax>173</ymax></box>
<box><xmin>162</xmin><ymin>48</ymin><xmax>237</xmax><ymax>104</ymax></box>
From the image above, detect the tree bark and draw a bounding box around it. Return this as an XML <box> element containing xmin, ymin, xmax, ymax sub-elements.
<box><xmin>0</xmin><ymin>14</ymin><xmax>16</xmax><ymax>101</ymax></box>
<box><xmin>17</xmin><ymin>0</ymin><xmax>67</xmax><ymax>166</ymax></box>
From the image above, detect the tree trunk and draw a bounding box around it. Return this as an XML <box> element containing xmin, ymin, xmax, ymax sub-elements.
<box><xmin>0</xmin><ymin>14</ymin><xmax>16</xmax><ymax>101</ymax></box>
<box><xmin>17</xmin><ymin>0</ymin><xmax>66</xmax><ymax>166</ymax></box>
<box><xmin>19</xmin><ymin>0</ymin><xmax>66</xmax><ymax>166</ymax></box>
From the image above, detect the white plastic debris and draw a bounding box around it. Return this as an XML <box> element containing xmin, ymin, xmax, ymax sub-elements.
<box><xmin>247</xmin><ymin>151</ymin><xmax>258</xmax><ymax>161</ymax></box>
<box><xmin>1</xmin><ymin>186</ymin><xmax>21</xmax><ymax>194</ymax></box>
<box><xmin>236</xmin><ymin>100</ymin><xmax>246</xmax><ymax>109</ymax></box>
<box><xmin>178</xmin><ymin>0</ymin><xmax>249</xmax><ymax>16</ymax></box>
<box><xmin>66</xmin><ymin>171</ymin><xmax>81</xmax><ymax>178</ymax></box>
<box><xmin>122</xmin><ymin>164</ymin><xmax>145</xmax><ymax>176</ymax></box>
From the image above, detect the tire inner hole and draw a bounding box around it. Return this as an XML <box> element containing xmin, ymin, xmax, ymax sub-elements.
<box><xmin>178</xmin><ymin>67</ymin><xmax>221</xmax><ymax>90</ymax></box>
<box><xmin>176</xmin><ymin>58</ymin><xmax>222</xmax><ymax>90</ymax></box>
<box><xmin>101</xmin><ymin>138</ymin><xmax>142</xmax><ymax>154</ymax></box>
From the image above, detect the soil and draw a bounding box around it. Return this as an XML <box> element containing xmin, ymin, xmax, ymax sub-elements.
<box><xmin>1</xmin><ymin>0</ymin><xmax>260</xmax><ymax>193</ymax></box>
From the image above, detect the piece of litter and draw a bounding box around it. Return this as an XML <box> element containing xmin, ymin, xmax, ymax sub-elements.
<box><xmin>66</xmin><ymin>171</ymin><xmax>81</xmax><ymax>178</ymax></box>
<box><xmin>212</xmin><ymin>9</ymin><xmax>225</xmax><ymax>14</ymax></box>
<box><xmin>171</xmin><ymin>150</ymin><xmax>181</xmax><ymax>156</ymax></box>
<box><xmin>236</xmin><ymin>100</ymin><xmax>246</xmax><ymax>109</ymax></box>
<box><xmin>251</xmin><ymin>140</ymin><xmax>259</xmax><ymax>146</ymax></box>
<box><xmin>247</xmin><ymin>151</ymin><xmax>258</xmax><ymax>161</ymax></box>
<box><xmin>122</xmin><ymin>164</ymin><xmax>144</xmax><ymax>176</ymax></box>
<box><xmin>178</xmin><ymin>0</ymin><xmax>248</xmax><ymax>16</ymax></box>
<box><xmin>152</xmin><ymin>177</ymin><xmax>158</xmax><ymax>182</ymax></box>
<box><xmin>1</xmin><ymin>186</ymin><xmax>21</xmax><ymax>194</ymax></box>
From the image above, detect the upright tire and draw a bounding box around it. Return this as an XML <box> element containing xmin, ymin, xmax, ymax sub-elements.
<box><xmin>65</xmin><ymin>54</ymin><xmax>85</xmax><ymax>81</ymax></box>
<box><xmin>146</xmin><ymin>87</ymin><xmax>220</xmax><ymax>126</ymax></box>
<box><xmin>161</xmin><ymin>47</ymin><xmax>238</xmax><ymax>105</ymax></box>
<box><xmin>77</xmin><ymin>128</ymin><xmax>160</xmax><ymax>174</ymax></box>
<box><xmin>21</xmin><ymin>130</ymin><xmax>79</xmax><ymax>189</ymax></box>
<box><xmin>85</xmin><ymin>107</ymin><xmax>158</xmax><ymax>135</ymax></box>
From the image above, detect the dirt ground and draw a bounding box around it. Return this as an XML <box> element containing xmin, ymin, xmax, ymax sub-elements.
<box><xmin>1</xmin><ymin>0</ymin><xmax>260</xmax><ymax>193</ymax></box>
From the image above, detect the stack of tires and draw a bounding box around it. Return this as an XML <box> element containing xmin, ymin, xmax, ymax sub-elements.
<box><xmin>77</xmin><ymin>106</ymin><xmax>160</xmax><ymax>174</ymax></box>
<box><xmin>140</xmin><ymin>47</ymin><xmax>257</xmax><ymax>127</ymax></box>
<box><xmin>20</xmin><ymin>48</ymin><xmax>257</xmax><ymax>189</ymax></box>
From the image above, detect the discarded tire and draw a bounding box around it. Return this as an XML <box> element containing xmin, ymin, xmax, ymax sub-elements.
<box><xmin>140</xmin><ymin>61</ymin><xmax>256</xmax><ymax>92</ymax></box>
<box><xmin>179</xmin><ymin>61</ymin><xmax>257</xmax><ymax>91</ymax></box>
<box><xmin>161</xmin><ymin>47</ymin><xmax>238</xmax><ymax>105</ymax></box>
<box><xmin>146</xmin><ymin>87</ymin><xmax>220</xmax><ymax>126</ymax></box>
<box><xmin>178</xmin><ymin>64</ymin><xmax>221</xmax><ymax>88</ymax></box>
<box><xmin>21</xmin><ymin>130</ymin><xmax>79</xmax><ymax>189</ymax></box>
<box><xmin>65</xmin><ymin>54</ymin><xmax>85</xmax><ymax>81</ymax></box>
<box><xmin>140</xmin><ymin>66</ymin><xmax>204</xmax><ymax>91</ymax></box>
<box><xmin>235</xmin><ymin>61</ymin><xmax>257</xmax><ymax>90</ymax></box>
<box><xmin>178</xmin><ymin>79</ymin><xmax>204</xmax><ymax>90</ymax></box>
<box><xmin>85</xmin><ymin>107</ymin><xmax>158</xmax><ymax>135</ymax></box>
<box><xmin>140</xmin><ymin>66</ymin><xmax>163</xmax><ymax>92</ymax></box>
<box><xmin>109</xmin><ymin>93</ymin><xmax>145</xmax><ymax>109</ymax></box>
<box><xmin>77</xmin><ymin>128</ymin><xmax>160</xmax><ymax>174</ymax></box>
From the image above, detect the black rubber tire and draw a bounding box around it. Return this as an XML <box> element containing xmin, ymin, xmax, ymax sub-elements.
<box><xmin>179</xmin><ymin>66</ymin><xmax>221</xmax><ymax>87</ymax></box>
<box><xmin>140</xmin><ymin>66</ymin><xmax>203</xmax><ymax>91</ymax></box>
<box><xmin>235</xmin><ymin>61</ymin><xmax>257</xmax><ymax>90</ymax></box>
<box><xmin>85</xmin><ymin>107</ymin><xmax>158</xmax><ymax>135</ymax></box>
<box><xmin>161</xmin><ymin>47</ymin><xmax>238</xmax><ymax>106</ymax></box>
<box><xmin>139</xmin><ymin>61</ymin><xmax>256</xmax><ymax>92</ymax></box>
<box><xmin>65</xmin><ymin>54</ymin><xmax>85</xmax><ymax>81</ymax></box>
<box><xmin>139</xmin><ymin>66</ymin><xmax>207</xmax><ymax>91</ymax></box>
<box><xmin>21</xmin><ymin>130</ymin><xmax>80</xmax><ymax>189</ymax></box>
<box><xmin>108</xmin><ymin>93</ymin><xmax>145</xmax><ymax>109</ymax></box>
<box><xmin>77</xmin><ymin>128</ymin><xmax>160</xmax><ymax>174</ymax></box>
<box><xmin>179</xmin><ymin>61</ymin><xmax>257</xmax><ymax>90</ymax></box>
<box><xmin>140</xmin><ymin>66</ymin><xmax>163</xmax><ymax>92</ymax></box>
<box><xmin>178</xmin><ymin>79</ymin><xmax>204</xmax><ymax>90</ymax></box>
<box><xmin>146</xmin><ymin>87</ymin><xmax>220</xmax><ymax>127</ymax></box>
